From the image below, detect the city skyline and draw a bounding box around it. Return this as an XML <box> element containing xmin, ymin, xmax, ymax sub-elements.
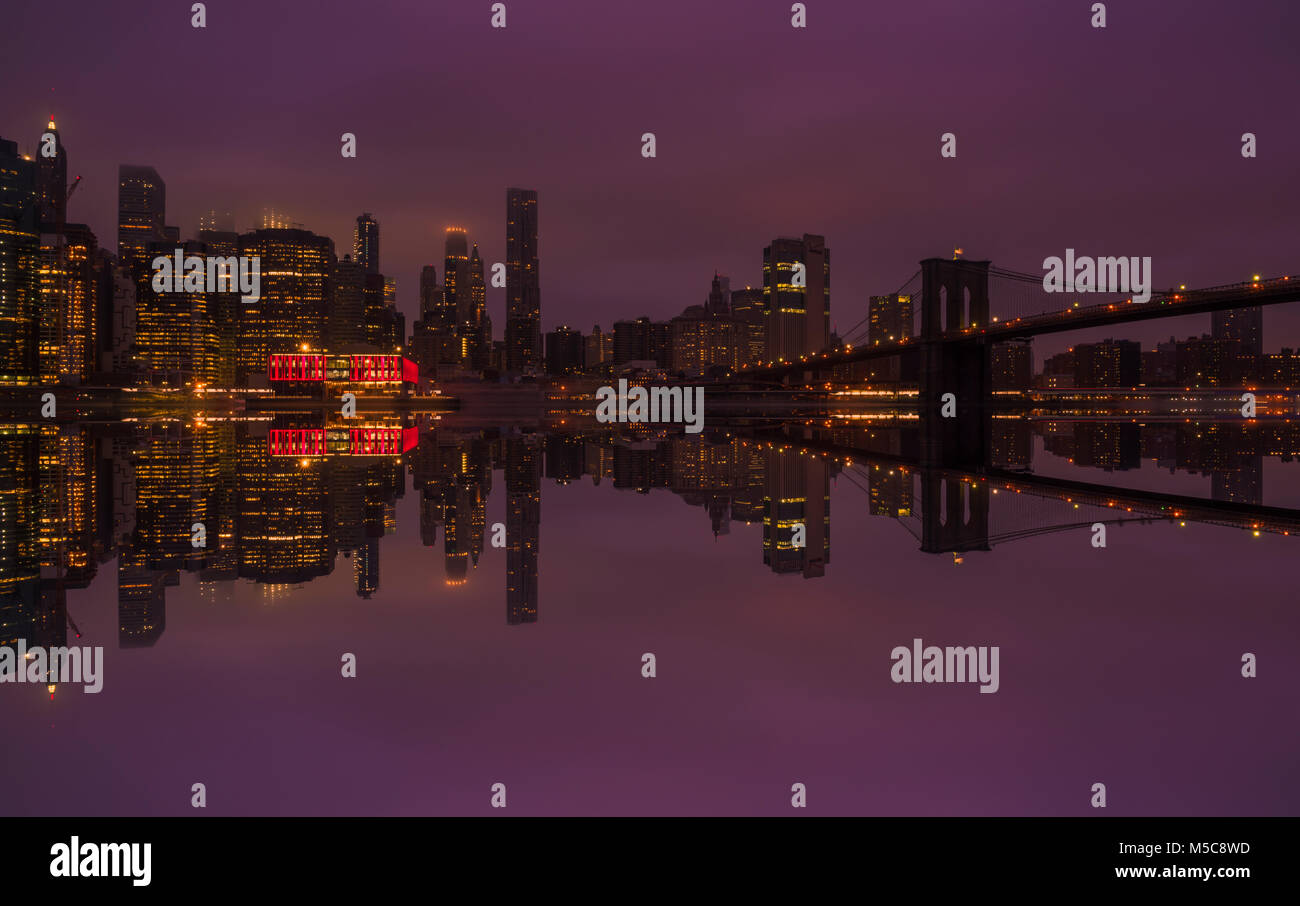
<box><xmin>3</xmin><ymin>1</ymin><xmax>1298</xmax><ymax>362</ymax></box>
<box><xmin>7</xmin><ymin>119</ymin><xmax>1298</xmax><ymax>394</ymax></box>
<box><xmin>3</xmin><ymin>0</ymin><xmax>1297</xmax><ymax>835</ymax></box>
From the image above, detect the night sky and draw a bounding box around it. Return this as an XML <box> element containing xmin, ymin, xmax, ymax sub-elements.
<box><xmin>3</xmin><ymin>0</ymin><xmax>1299</xmax><ymax>359</ymax></box>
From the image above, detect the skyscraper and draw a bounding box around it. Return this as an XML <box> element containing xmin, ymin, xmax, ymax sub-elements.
<box><xmin>469</xmin><ymin>244</ymin><xmax>489</xmax><ymax>370</ymax></box>
<box><xmin>35</xmin><ymin>118</ymin><xmax>67</xmax><ymax>229</ymax></box>
<box><xmin>0</xmin><ymin>138</ymin><xmax>41</xmax><ymax>385</ymax></box>
<box><xmin>236</xmin><ymin>227</ymin><xmax>335</xmax><ymax>383</ymax></box>
<box><xmin>354</xmin><ymin>213</ymin><xmax>379</xmax><ymax>275</ymax></box>
<box><xmin>117</xmin><ymin>165</ymin><xmax>166</xmax><ymax>274</ymax></box>
<box><xmin>868</xmin><ymin>293</ymin><xmax>913</xmax><ymax>345</ymax></box>
<box><xmin>612</xmin><ymin>317</ymin><xmax>651</xmax><ymax>369</ymax></box>
<box><xmin>505</xmin><ymin>188</ymin><xmax>540</xmax><ymax>372</ymax></box>
<box><xmin>444</xmin><ymin>228</ymin><xmax>471</xmax><ymax>365</ymax></box>
<box><xmin>729</xmin><ymin>287</ymin><xmax>766</xmax><ymax>367</ymax></box>
<box><xmin>763</xmin><ymin>234</ymin><xmax>829</xmax><ymax>363</ymax></box>
<box><xmin>329</xmin><ymin>254</ymin><xmax>366</xmax><ymax>348</ymax></box>
<box><xmin>545</xmin><ymin>326</ymin><xmax>584</xmax><ymax>374</ymax></box>
<box><xmin>1213</xmin><ymin>306</ymin><xmax>1262</xmax><ymax>382</ymax></box>
<box><xmin>1212</xmin><ymin>307</ymin><xmax>1262</xmax><ymax>355</ymax></box>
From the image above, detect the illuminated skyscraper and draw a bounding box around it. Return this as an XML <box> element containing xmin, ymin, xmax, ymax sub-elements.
<box><xmin>444</xmin><ymin>228</ymin><xmax>471</xmax><ymax>365</ymax></box>
<box><xmin>469</xmin><ymin>243</ymin><xmax>489</xmax><ymax>370</ymax></box>
<box><xmin>117</xmin><ymin>165</ymin><xmax>166</xmax><ymax>274</ymax></box>
<box><xmin>35</xmin><ymin>118</ymin><xmax>67</xmax><ymax>229</ymax></box>
<box><xmin>763</xmin><ymin>234</ymin><xmax>829</xmax><ymax>363</ymax></box>
<box><xmin>505</xmin><ymin>188</ymin><xmax>540</xmax><ymax>372</ymax></box>
<box><xmin>354</xmin><ymin>213</ymin><xmax>379</xmax><ymax>275</ymax></box>
<box><xmin>729</xmin><ymin>287</ymin><xmax>765</xmax><ymax>367</ymax></box>
<box><xmin>0</xmin><ymin>137</ymin><xmax>40</xmax><ymax>385</ymax></box>
<box><xmin>134</xmin><ymin>238</ymin><xmax>223</xmax><ymax>386</ymax></box>
<box><xmin>237</xmin><ymin>227</ymin><xmax>334</xmax><ymax>381</ymax></box>
<box><xmin>52</xmin><ymin>223</ymin><xmax>98</xmax><ymax>383</ymax></box>
<box><xmin>868</xmin><ymin>293</ymin><xmax>912</xmax><ymax>346</ymax></box>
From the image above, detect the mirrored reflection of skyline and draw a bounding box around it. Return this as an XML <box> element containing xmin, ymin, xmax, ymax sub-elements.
<box><xmin>5</xmin><ymin>414</ymin><xmax>1300</xmax><ymax>659</ymax></box>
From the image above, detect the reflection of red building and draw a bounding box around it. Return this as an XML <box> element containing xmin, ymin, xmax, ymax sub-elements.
<box><xmin>267</xmin><ymin>353</ymin><xmax>418</xmax><ymax>385</ymax></box>
<box><xmin>268</xmin><ymin>425</ymin><xmax>419</xmax><ymax>456</ymax></box>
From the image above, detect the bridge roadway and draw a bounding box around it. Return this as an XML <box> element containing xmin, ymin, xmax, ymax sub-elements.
<box><xmin>736</xmin><ymin>273</ymin><xmax>1300</xmax><ymax>380</ymax></box>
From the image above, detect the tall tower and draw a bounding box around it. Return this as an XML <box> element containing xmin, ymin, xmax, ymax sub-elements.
<box><xmin>0</xmin><ymin>137</ymin><xmax>40</xmax><ymax>385</ymax></box>
<box><xmin>762</xmin><ymin>234</ymin><xmax>829</xmax><ymax>362</ymax></box>
<box><xmin>353</xmin><ymin>213</ymin><xmax>379</xmax><ymax>275</ymax></box>
<box><xmin>35</xmin><ymin>117</ymin><xmax>67</xmax><ymax>229</ymax></box>
<box><xmin>469</xmin><ymin>244</ymin><xmax>489</xmax><ymax>370</ymax></box>
<box><xmin>505</xmin><ymin>188</ymin><xmax>540</xmax><ymax>372</ymax></box>
<box><xmin>444</xmin><ymin>228</ymin><xmax>470</xmax><ymax>365</ymax></box>
<box><xmin>236</xmin><ymin>227</ymin><xmax>335</xmax><ymax>382</ymax></box>
<box><xmin>117</xmin><ymin>165</ymin><xmax>166</xmax><ymax>273</ymax></box>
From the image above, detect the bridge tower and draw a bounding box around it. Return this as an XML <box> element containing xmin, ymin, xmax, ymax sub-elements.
<box><xmin>919</xmin><ymin>257</ymin><xmax>992</xmax><ymax>469</ymax></box>
<box><xmin>919</xmin><ymin>470</ymin><xmax>991</xmax><ymax>554</ymax></box>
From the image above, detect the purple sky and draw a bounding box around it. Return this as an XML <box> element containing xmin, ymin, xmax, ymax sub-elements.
<box><xmin>3</xmin><ymin>0</ymin><xmax>1299</xmax><ymax>360</ymax></box>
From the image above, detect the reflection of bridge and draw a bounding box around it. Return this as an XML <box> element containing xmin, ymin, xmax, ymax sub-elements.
<box><xmin>736</xmin><ymin>427</ymin><xmax>1300</xmax><ymax>556</ymax></box>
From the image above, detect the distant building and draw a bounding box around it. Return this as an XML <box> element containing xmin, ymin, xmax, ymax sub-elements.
<box><xmin>868</xmin><ymin>293</ymin><xmax>912</xmax><ymax>346</ymax></box>
<box><xmin>117</xmin><ymin>165</ymin><xmax>166</xmax><ymax>274</ymax></box>
<box><xmin>1038</xmin><ymin>350</ymin><xmax>1075</xmax><ymax>389</ymax></box>
<box><xmin>1074</xmin><ymin>339</ymin><xmax>1140</xmax><ymax>388</ymax></box>
<box><xmin>1176</xmin><ymin>334</ymin><xmax>1242</xmax><ymax>388</ymax></box>
<box><xmin>613</xmin><ymin>317</ymin><xmax>651</xmax><ymax>369</ymax></box>
<box><xmin>763</xmin><ymin>233</ymin><xmax>829</xmax><ymax>362</ymax></box>
<box><xmin>585</xmin><ymin>324</ymin><xmax>612</xmax><ymax>371</ymax></box>
<box><xmin>1140</xmin><ymin>337</ymin><xmax>1178</xmax><ymax>386</ymax></box>
<box><xmin>649</xmin><ymin>320</ymin><xmax>672</xmax><ymax>371</ymax></box>
<box><xmin>1212</xmin><ymin>307</ymin><xmax>1261</xmax><ymax>383</ymax></box>
<box><xmin>545</xmin><ymin>325</ymin><xmax>584</xmax><ymax>375</ymax></box>
<box><xmin>729</xmin><ymin>287</ymin><xmax>765</xmax><ymax>366</ymax></box>
<box><xmin>992</xmin><ymin>341</ymin><xmax>1032</xmax><ymax>391</ymax></box>
<box><xmin>864</xmin><ymin>292</ymin><xmax>914</xmax><ymax>382</ymax></box>
<box><xmin>670</xmin><ymin>274</ymin><xmax>746</xmax><ymax>376</ymax></box>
